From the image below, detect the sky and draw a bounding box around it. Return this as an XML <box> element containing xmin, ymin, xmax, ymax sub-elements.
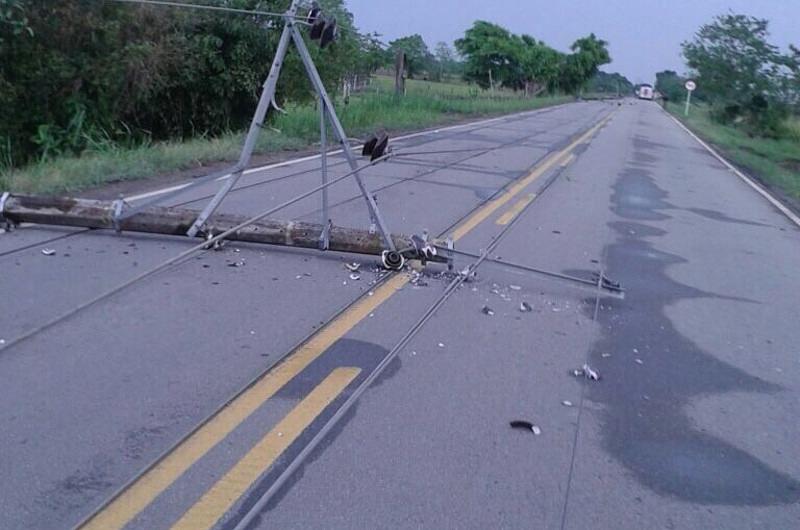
<box><xmin>345</xmin><ymin>0</ymin><xmax>799</xmax><ymax>84</ymax></box>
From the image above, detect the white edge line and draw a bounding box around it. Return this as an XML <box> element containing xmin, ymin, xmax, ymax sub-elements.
<box><xmin>667</xmin><ymin>113</ymin><xmax>800</xmax><ymax>229</ymax></box>
<box><xmin>125</xmin><ymin>103</ymin><xmax>570</xmax><ymax>203</ymax></box>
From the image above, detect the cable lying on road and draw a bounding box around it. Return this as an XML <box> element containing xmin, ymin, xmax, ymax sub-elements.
<box><xmin>229</xmin><ymin>119</ymin><xmax>611</xmax><ymax>528</ymax></box>
<box><xmin>0</xmin><ymin>153</ymin><xmax>394</xmax><ymax>354</ymax></box>
<box><xmin>435</xmin><ymin>246</ymin><xmax>624</xmax><ymax>299</ymax></box>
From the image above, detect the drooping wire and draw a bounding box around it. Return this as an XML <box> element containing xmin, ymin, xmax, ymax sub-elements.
<box><xmin>112</xmin><ymin>0</ymin><xmax>310</xmax><ymax>23</ymax></box>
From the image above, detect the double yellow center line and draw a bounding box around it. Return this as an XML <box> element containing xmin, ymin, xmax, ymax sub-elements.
<box><xmin>78</xmin><ymin>112</ymin><xmax>612</xmax><ymax>530</ymax></box>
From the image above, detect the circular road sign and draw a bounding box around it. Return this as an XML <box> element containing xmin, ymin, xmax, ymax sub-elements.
<box><xmin>685</xmin><ymin>80</ymin><xmax>697</xmax><ymax>92</ymax></box>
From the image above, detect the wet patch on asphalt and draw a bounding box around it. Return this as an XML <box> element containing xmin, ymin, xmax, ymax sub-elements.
<box><xmin>633</xmin><ymin>135</ymin><xmax>675</xmax><ymax>152</ymax></box>
<box><xmin>585</xmin><ymin>166</ymin><xmax>800</xmax><ymax>505</ymax></box>
<box><xmin>614</xmin><ymin>168</ymin><xmax>674</xmax><ymax>222</ymax></box>
<box><xmin>685</xmin><ymin>207</ymin><xmax>771</xmax><ymax>227</ymax></box>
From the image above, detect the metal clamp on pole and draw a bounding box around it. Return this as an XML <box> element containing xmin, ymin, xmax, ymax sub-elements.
<box><xmin>319</xmin><ymin>219</ymin><xmax>332</xmax><ymax>250</ymax></box>
<box><xmin>445</xmin><ymin>236</ymin><xmax>455</xmax><ymax>272</ymax></box>
<box><xmin>111</xmin><ymin>196</ymin><xmax>127</xmax><ymax>234</ymax></box>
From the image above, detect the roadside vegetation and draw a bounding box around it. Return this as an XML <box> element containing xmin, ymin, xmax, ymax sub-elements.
<box><xmin>656</xmin><ymin>13</ymin><xmax>800</xmax><ymax>201</ymax></box>
<box><xmin>0</xmin><ymin>78</ymin><xmax>571</xmax><ymax>195</ymax></box>
<box><xmin>0</xmin><ymin>1</ymin><xmax>613</xmax><ymax>195</ymax></box>
<box><xmin>666</xmin><ymin>102</ymin><xmax>800</xmax><ymax>200</ymax></box>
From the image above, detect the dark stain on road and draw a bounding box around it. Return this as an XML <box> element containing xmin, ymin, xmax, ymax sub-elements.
<box><xmin>587</xmin><ymin>167</ymin><xmax>800</xmax><ymax>505</ymax></box>
<box><xmin>686</xmin><ymin>207</ymin><xmax>770</xmax><ymax>227</ymax></box>
<box><xmin>614</xmin><ymin>168</ymin><xmax>674</xmax><ymax>222</ymax></box>
<box><xmin>633</xmin><ymin>135</ymin><xmax>675</xmax><ymax>152</ymax></box>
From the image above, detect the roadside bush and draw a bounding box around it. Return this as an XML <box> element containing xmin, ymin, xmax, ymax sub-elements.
<box><xmin>711</xmin><ymin>96</ymin><xmax>790</xmax><ymax>138</ymax></box>
<box><xmin>0</xmin><ymin>0</ymin><xmax>365</xmax><ymax>167</ymax></box>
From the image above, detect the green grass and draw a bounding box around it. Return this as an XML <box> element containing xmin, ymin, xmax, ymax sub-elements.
<box><xmin>370</xmin><ymin>75</ymin><xmax>526</xmax><ymax>99</ymax></box>
<box><xmin>666</xmin><ymin>102</ymin><xmax>800</xmax><ymax>200</ymax></box>
<box><xmin>787</xmin><ymin>116</ymin><xmax>800</xmax><ymax>143</ymax></box>
<box><xmin>0</xmin><ymin>81</ymin><xmax>571</xmax><ymax>195</ymax></box>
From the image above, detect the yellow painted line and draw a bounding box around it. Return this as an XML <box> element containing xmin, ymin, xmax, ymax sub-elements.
<box><xmin>496</xmin><ymin>194</ymin><xmax>536</xmax><ymax>225</ymax></box>
<box><xmin>78</xmin><ymin>278</ymin><xmax>404</xmax><ymax>530</ymax></box>
<box><xmin>79</xmin><ymin>111</ymin><xmax>613</xmax><ymax>530</ymax></box>
<box><xmin>171</xmin><ymin>367</ymin><xmax>360</xmax><ymax>530</ymax></box>
<box><xmin>450</xmin><ymin>115</ymin><xmax>610</xmax><ymax>241</ymax></box>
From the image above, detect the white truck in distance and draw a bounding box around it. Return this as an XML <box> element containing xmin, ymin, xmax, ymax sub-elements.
<box><xmin>637</xmin><ymin>84</ymin><xmax>654</xmax><ymax>100</ymax></box>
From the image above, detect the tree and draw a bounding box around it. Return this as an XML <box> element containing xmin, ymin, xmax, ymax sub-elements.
<box><xmin>355</xmin><ymin>32</ymin><xmax>390</xmax><ymax>76</ymax></box>
<box><xmin>433</xmin><ymin>41</ymin><xmax>460</xmax><ymax>80</ymax></box>
<box><xmin>387</xmin><ymin>34</ymin><xmax>432</xmax><ymax>78</ymax></box>
<box><xmin>455</xmin><ymin>21</ymin><xmax>524</xmax><ymax>89</ymax></box>
<box><xmin>588</xmin><ymin>71</ymin><xmax>633</xmax><ymax>95</ymax></box>
<box><xmin>456</xmin><ymin>22</ymin><xmax>611</xmax><ymax>95</ymax></box>
<box><xmin>655</xmin><ymin>70</ymin><xmax>687</xmax><ymax>102</ymax></box>
<box><xmin>682</xmin><ymin>14</ymin><xmax>783</xmax><ymax>103</ymax></box>
<box><xmin>783</xmin><ymin>44</ymin><xmax>800</xmax><ymax>109</ymax></box>
<box><xmin>557</xmin><ymin>33</ymin><xmax>611</xmax><ymax>94</ymax></box>
<box><xmin>0</xmin><ymin>0</ymin><xmax>31</xmax><ymax>44</ymax></box>
<box><xmin>0</xmin><ymin>0</ymin><xmax>383</xmax><ymax>165</ymax></box>
<box><xmin>519</xmin><ymin>35</ymin><xmax>562</xmax><ymax>94</ymax></box>
<box><xmin>681</xmin><ymin>13</ymin><xmax>790</xmax><ymax>134</ymax></box>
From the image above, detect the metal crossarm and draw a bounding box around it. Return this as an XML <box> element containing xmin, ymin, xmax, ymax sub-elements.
<box><xmin>288</xmin><ymin>22</ymin><xmax>395</xmax><ymax>250</ymax></box>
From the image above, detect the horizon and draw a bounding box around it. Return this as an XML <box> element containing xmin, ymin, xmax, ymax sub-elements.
<box><xmin>345</xmin><ymin>0</ymin><xmax>798</xmax><ymax>84</ymax></box>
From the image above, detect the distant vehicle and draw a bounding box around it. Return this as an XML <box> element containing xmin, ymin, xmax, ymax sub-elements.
<box><xmin>638</xmin><ymin>84</ymin><xmax>654</xmax><ymax>100</ymax></box>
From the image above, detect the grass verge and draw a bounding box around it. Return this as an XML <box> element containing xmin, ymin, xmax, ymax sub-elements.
<box><xmin>665</xmin><ymin>102</ymin><xmax>800</xmax><ymax>201</ymax></box>
<box><xmin>0</xmin><ymin>79</ymin><xmax>571</xmax><ymax>195</ymax></box>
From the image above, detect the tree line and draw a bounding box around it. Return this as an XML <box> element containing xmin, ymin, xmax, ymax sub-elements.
<box><xmin>0</xmin><ymin>1</ymin><xmax>615</xmax><ymax>167</ymax></box>
<box><xmin>454</xmin><ymin>21</ymin><xmax>611</xmax><ymax>95</ymax></box>
<box><xmin>656</xmin><ymin>13</ymin><xmax>800</xmax><ymax>137</ymax></box>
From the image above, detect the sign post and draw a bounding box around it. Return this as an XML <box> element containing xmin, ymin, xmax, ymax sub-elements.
<box><xmin>684</xmin><ymin>80</ymin><xmax>697</xmax><ymax>116</ymax></box>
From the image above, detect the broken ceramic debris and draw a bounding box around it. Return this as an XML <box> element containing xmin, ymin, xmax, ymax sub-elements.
<box><xmin>345</xmin><ymin>262</ymin><xmax>360</xmax><ymax>272</ymax></box>
<box><xmin>519</xmin><ymin>302</ymin><xmax>533</xmax><ymax>312</ymax></box>
<box><xmin>409</xmin><ymin>270</ymin><xmax>428</xmax><ymax>287</ymax></box>
<box><xmin>582</xmin><ymin>363</ymin><xmax>600</xmax><ymax>381</ymax></box>
<box><xmin>509</xmin><ymin>420</ymin><xmax>541</xmax><ymax>435</ymax></box>
<box><xmin>562</xmin><ymin>400</ymin><xmax>574</xmax><ymax>407</ymax></box>
<box><xmin>227</xmin><ymin>260</ymin><xmax>245</xmax><ymax>268</ymax></box>
<box><xmin>634</xmin><ymin>358</ymin><xmax>644</xmax><ymax>365</ymax></box>
<box><xmin>481</xmin><ymin>305</ymin><xmax>495</xmax><ymax>316</ymax></box>
<box><xmin>41</xmin><ymin>248</ymin><xmax>56</xmax><ymax>256</ymax></box>
<box><xmin>509</xmin><ymin>285</ymin><xmax>522</xmax><ymax>291</ymax></box>
<box><xmin>204</xmin><ymin>233</ymin><xmax>226</xmax><ymax>251</ymax></box>
<box><xmin>349</xmin><ymin>273</ymin><xmax>361</xmax><ymax>281</ymax></box>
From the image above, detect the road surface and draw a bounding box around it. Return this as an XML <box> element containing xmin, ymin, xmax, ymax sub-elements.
<box><xmin>1</xmin><ymin>99</ymin><xmax>799</xmax><ymax>529</ymax></box>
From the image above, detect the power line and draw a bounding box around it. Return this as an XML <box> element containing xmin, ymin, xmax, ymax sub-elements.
<box><xmin>112</xmin><ymin>0</ymin><xmax>309</xmax><ymax>22</ymax></box>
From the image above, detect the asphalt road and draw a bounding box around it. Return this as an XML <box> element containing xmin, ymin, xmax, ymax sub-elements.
<box><xmin>1</xmin><ymin>99</ymin><xmax>799</xmax><ymax>530</ymax></box>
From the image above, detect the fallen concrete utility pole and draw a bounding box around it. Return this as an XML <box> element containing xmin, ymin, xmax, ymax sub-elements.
<box><xmin>0</xmin><ymin>194</ymin><xmax>446</xmax><ymax>264</ymax></box>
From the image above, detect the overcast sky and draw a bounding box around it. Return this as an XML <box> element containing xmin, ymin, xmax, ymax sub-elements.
<box><xmin>346</xmin><ymin>0</ymin><xmax>798</xmax><ymax>84</ymax></box>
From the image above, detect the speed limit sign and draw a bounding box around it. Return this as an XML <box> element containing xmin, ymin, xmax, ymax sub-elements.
<box><xmin>684</xmin><ymin>80</ymin><xmax>697</xmax><ymax>116</ymax></box>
